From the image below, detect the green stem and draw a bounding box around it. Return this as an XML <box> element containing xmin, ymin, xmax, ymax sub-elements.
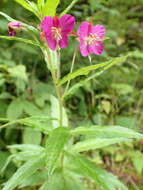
<box><xmin>64</xmin><ymin>48</ymin><xmax>77</xmax><ymax>97</ymax></box>
<box><xmin>43</xmin><ymin>47</ymin><xmax>63</xmax><ymax>127</ymax></box>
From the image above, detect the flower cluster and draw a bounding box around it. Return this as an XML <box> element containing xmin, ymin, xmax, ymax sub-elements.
<box><xmin>8</xmin><ymin>15</ymin><xmax>106</xmax><ymax>57</ymax></box>
<box><xmin>40</xmin><ymin>14</ymin><xmax>106</xmax><ymax>56</ymax></box>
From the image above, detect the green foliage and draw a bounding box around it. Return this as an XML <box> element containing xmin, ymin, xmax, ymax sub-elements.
<box><xmin>42</xmin><ymin>0</ymin><xmax>60</xmax><ymax>17</ymax></box>
<box><xmin>45</xmin><ymin>127</ymin><xmax>69</xmax><ymax>175</ymax></box>
<box><xmin>0</xmin><ymin>0</ymin><xmax>143</xmax><ymax>190</ymax></box>
<box><xmin>58</xmin><ymin>56</ymin><xmax>128</xmax><ymax>86</ymax></box>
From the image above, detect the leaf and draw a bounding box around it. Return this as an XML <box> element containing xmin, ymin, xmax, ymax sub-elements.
<box><xmin>9</xmin><ymin>65</ymin><xmax>28</xmax><ymax>81</ymax></box>
<box><xmin>39</xmin><ymin>168</ymin><xmax>89</xmax><ymax>190</ymax></box>
<box><xmin>2</xmin><ymin>154</ymin><xmax>45</xmax><ymax>190</ymax></box>
<box><xmin>58</xmin><ymin>56</ymin><xmax>128</xmax><ymax>86</ymax></box>
<box><xmin>45</xmin><ymin>127</ymin><xmax>69</xmax><ymax>175</ymax></box>
<box><xmin>8</xmin><ymin>144</ymin><xmax>44</xmax><ymax>152</ymax></box>
<box><xmin>37</xmin><ymin>0</ymin><xmax>45</xmax><ymax>10</ymax></box>
<box><xmin>63</xmin><ymin>60</ymin><xmax>118</xmax><ymax>99</ymax></box>
<box><xmin>14</xmin><ymin>0</ymin><xmax>40</xmax><ymax>18</ymax></box>
<box><xmin>0</xmin><ymin>36</ymin><xmax>40</xmax><ymax>47</ymax></box>
<box><xmin>50</xmin><ymin>95</ymin><xmax>68</xmax><ymax>128</ymax></box>
<box><xmin>130</xmin><ymin>151</ymin><xmax>143</xmax><ymax>174</ymax></box>
<box><xmin>20</xmin><ymin>170</ymin><xmax>48</xmax><ymax>188</ymax></box>
<box><xmin>0</xmin><ymin>11</ymin><xmax>38</xmax><ymax>32</ymax></box>
<box><xmin>7</xmin><ymin>99</ymin><xmax>24</xmax><ymax>120</ymax></box>
<box><xmin>22</xmin><ymin>101</ymin><xmax>43</xmax><ymax>116</ymax></box>
<box><xmin>70</xmin><ymin>125</ymin><xmax>143</xmax><ymax>139</ymax></box>
<box><xmin>42</xmin><ymin>0</ymin><xmax>60</xmax><ymax>16</ymax></box>
<box><xmin>70</xmin><ymin>138</ymin><xmax>130</xmax><ymax>153</ymax></box>
<box><xmin>66</xmin><ymin>152</ymin><xmax>128</xmax><ymax>190</ymax></box>
<box><xmin>23</xmin><ymin>128</ymin><xmax>42</xmax><ymax>145</ymax></box>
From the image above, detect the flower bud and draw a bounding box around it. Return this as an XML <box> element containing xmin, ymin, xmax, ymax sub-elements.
<box><xmin>8</xmin><ymin>21</ymin><xmax>22</xmax><ymax>36</ymax></box>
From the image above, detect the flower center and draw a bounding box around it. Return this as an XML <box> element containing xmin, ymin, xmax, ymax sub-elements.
<box><xmin>51</xmin><ymin>27</ymin><xmax>62</xmax><ymax>41</ymax></box>
<box><xmin>85</xmin><ymin>33</ymin><xmax>100</xmax><ymax>45</ymax></box>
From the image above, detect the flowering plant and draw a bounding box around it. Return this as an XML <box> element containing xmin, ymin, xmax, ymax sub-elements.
<box><xmin>0</xmin><ymin>1</ymin><xmax>143</xmax><ymax>190</ymax></box>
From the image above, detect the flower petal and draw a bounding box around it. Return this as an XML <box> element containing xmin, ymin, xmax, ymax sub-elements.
<box><xmin>45</xmin><ymin>33</ymin><xmax>57</xmax><ymax>50</ymax></box>
<box><xmin>59</xmin><ymin>34</ymin><xmax>68</xmax><ymax>48</ymax></box>
<box><xmin>59</xmin><ymin>14</ymin><xmax>75</xmax><ymax>33</ymax></box>
<box><xmin>41</xmin><ymin>16</ymin><xmax>53</xmax><ymax>34</ymax></box>
<box><xmin>89</xmin><ymin>41</ymin><xmax>104</xmax><ymax>55</ymax></box>
<box><xmin>78</xmin><ymin>21</ymin><xmax>92</xmax><ymax>38</ymax></box>
<box><xmin>79</xmin><ymin>40</ymin><xmax>89</xmax><ymax>56</ymax></box>
<box><xmin>92</xmin><ymin>25</ymin><xmax>105</xmax><ymax>39</ymax></box>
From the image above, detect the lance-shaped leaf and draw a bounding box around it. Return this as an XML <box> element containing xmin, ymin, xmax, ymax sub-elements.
<box><xmin>70</xmin><ymin>137</ymin><xmax>131</xmax><ymax>153</ymax></box>
<box><xmin>0</xmin><ymin>36</ymin><xmax>40</xmax><ymax>47</ymax></box>
<box><xmin>42</xmin><ymin>0</ymin><xmax>60</xmax><ymax>17</ymax></box>
<box><xmin>45</xmin><ymin>127</ymin><xmax>69</xmax><ymax>175</ymax></box>
<box><xmin>63</xmin><ymin>60</ymin><xmax>123</xmax><ymax>99</ymax></box>
<box><xmin>66</xmin><ymin>152</ymin><xmax>128</xmax><ymax>190</ymax></box>
<box><xmin>70</xmin><ymin>125</ymin><xmax>143</xmax><ymax>139</ymax></box>
<box><xmin>2</xmin><ymin>154</ymin><xmax>45</xmax><ymax>190</ymax></box>
<box><xmin>57</xmin><ymin>56</ymin><xmax>128</xmax><ymax>86</ymax></box>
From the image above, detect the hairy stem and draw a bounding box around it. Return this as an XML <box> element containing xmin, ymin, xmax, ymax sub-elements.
<box><xmin>44</xmin><ymin>48</ymin><xmax>63</xmax><ymax>127</ymax></box>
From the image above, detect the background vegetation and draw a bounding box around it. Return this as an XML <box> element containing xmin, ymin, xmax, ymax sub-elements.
<box><xmin>0</xmin><ymin>0</ymin><xmax>143</xmax><ymax>189</ymax></box>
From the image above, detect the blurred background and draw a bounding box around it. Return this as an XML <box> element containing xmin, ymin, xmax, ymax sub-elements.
<box><xmin>0</xmin><ymin>0</ymin><xmax>143</xmax><ymax>189</ymax></box>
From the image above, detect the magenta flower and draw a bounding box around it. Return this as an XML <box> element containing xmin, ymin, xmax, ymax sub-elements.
<box><xmin>78</xmin><ymin>22</ymin><xmax>106</xmax><ymax>56</ymax></box>
<box><xmin>8</xmin><ymin>21</ymin><xmax>22</xmax><ymax>36</ymax></box>
<box><xmin>41</xmin><ymin>15</ymin><xmax>75</xmax><ymax>50</ymax></box>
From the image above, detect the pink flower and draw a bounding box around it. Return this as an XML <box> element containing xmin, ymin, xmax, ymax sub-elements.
<box><xmin>8</xmin><ymin>21</ymin><xmax>22</xmax><ymax>36</ymax></box>
<box><xmin>78</xmin><ymin>22</ymin><xmax>106</xmax><ymax>56</ymax></box>
<box><xmin>41</xmin><ymin>15</ymin><xmax>75</xmax><ymax>50</ymax></box>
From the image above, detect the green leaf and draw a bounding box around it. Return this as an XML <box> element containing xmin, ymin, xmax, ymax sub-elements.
<box><xmin>130</xmin><ymin>151</ymin><xmax>143</xmax><ymax>174</ymax></box>
<box><xmin>0</xmin><ymin>36</ymin><xmax>40</xmax><ymax>47</ymax></box>
<box><xmin>39</xmin><ymin>168</ymin><xmax>89</xmax><ymax>190</ymax></box>
<box><xmin>50</xmin><ymin>95</ymin><xmax>68</xmax><ymax>128</ymax></box>
<box><xmin>66</xmin><ymin>152</ymin><xmax>128</xmax><ymax>190</ymax></box>
<box><xmin>7</xmin><ymin>99</ymin><xmax>24</xmax><ymax>120</ymax></box>
<box><xmin>20</xmin><ymin>170</ymin><xmax>48</xmax><ymax>188</ymax></box>
<box><xmin>23</xmin><ymin>128</ymin><xmax>42</xmax><ymax>145</ymax></box>
<box><xmin>0</xmin><ymin>11</ymin><xmax>38</xmax><ymax>32</ymax></box>
<box><xmin>42</xmin><ymin>0</ymin><xmax>60</xmax><ymax>17</ymax></box>
<box><xmin>14</xmin><ymin>0</ymin><xmax>40</xmax><ymax>18</ymax></box>
<box><xmin>58</xmin><ymin>56</ymin><xmax>128</xmax><ymax>86</ymax></box>
<box><xmin>63</xmin><ymin>59</ymin><xmax>124</xmax><ymax>99</ymax></box>
<box><xmin>45</xmin><ymin>127</ymin><xmax>69</xmax><ymax>175</ymax></box>
<box><xmin>70</xmin><ymin>125</ymin><xmax>143</xmax><ymax>139</ymax></box>
<box><xmin>8</xmin><ymin>144</ymin><xmax>44</xmax><ymax>152</ymax></box>
<box><xmin>70</xmin><ymin>137</ymin><xmax>130</xmax><ymax>153</ymax></box>
<box><xmin>37</xmin><ymin>0</ymin><xmax>45</xmax><ymax>10</ymax></box>
<box><xmin>2</xmin><ymin>154</ymin><xmax>45</xmax><ymax>190</ymax></box>
<box><xmin>9</xmin><ymin>65</ymin><xmax>28</xmax><ymax>81</ymax></box>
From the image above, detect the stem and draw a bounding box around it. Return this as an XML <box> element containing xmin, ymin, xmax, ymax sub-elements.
<box><xmin>64</xmin><ymin>48</ymin><xmax>77</xmax><ymax>96</ymax></box>
<box><xmin>43</xmin><ymin>48</ymin><xmax>63</xmax><ymax>127</ymax></box>
<box><xmin>60</xmin><ymin>0</ymin><xmax>79</xmax><ymax>17</ymax></box>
